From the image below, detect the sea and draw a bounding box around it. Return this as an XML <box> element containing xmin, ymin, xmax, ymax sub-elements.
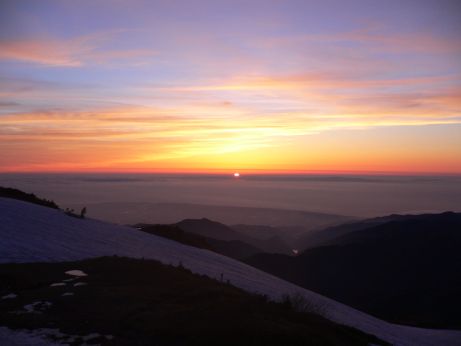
<box><xmin>1</xmin><ymin>173</ymin><xmax>460</xmax><ymax>220</ymax></box>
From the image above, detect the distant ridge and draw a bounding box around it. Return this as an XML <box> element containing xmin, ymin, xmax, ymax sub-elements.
<box><xmin>75</xmin><ymin>201</ymin><xmax>354</xmax><ymax>242</ymax></box>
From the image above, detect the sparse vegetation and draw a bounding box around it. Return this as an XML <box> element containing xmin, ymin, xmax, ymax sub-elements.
<box><xmin>0</xmin><ymin>187</ymin><xmax>59</xmax><ymax>209</ymax></box>
<box><xmin>64</xmin><ymin>208</ymin><xmax>81</xmax><ymax>219</ymax></box>
<box><xmin>282</xmin><ymin>292</ymin><xmax>326</xmax><ymax>316</ymax></box>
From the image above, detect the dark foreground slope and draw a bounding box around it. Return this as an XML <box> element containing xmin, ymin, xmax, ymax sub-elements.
<box><xmin>0</xmin><ymin>257</ymin><xmax>385</xmax><ymax>346</ymax></box>
<box><xmin>246</xmin><ymin>212</ymin><xmax>461</xmax><ymax>329</ymax></box>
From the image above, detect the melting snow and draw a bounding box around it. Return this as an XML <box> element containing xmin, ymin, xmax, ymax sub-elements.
<box><xmin>0</xmin><ymin>327</ymin><xmax>63</xmax><ymax>345</ymax></box>
<box><xmin>23</xmin><ymin>301</ymin><xmax>52</xmax><ymax>314</ymax></box>
<box><xmin>65</xmin><ymin>270</ymin><xmax>87</xmax><ymax>277</ymax></box>
<box><xmin>82</xmin><ymin>333</ymin><xmax>101</xmax><ymax>341</ymax></box>
<box><xmin>1</xmin><ymin>198</ymin><xmax>460</xmax><ymax>346</ymax></box>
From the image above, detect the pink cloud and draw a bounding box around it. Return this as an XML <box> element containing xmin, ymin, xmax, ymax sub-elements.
<box><xmin>0</xmin><ymin>32</ymin><xmax>156</xmax><ymax>67</ymax></box>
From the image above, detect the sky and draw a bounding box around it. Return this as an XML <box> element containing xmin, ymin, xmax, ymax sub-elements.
<box><xmin>0</xmin><ymin>0</ymin><xmax>460</xmax><ymax>174</ymax></box>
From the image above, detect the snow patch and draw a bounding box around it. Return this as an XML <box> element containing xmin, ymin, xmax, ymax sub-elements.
<box><xmin>1</xmin><ymin>293</ymin><xmax>17</xmax><ymax>299</ymax></box>
<box><xmin>50</xmin><ymin>282</ymin><xmax>66</xmax><ymax>287</ymax></box>
<box><xmin>65</xmin><ymin>270</ymin><xmax>87</xmax><ymax>277</ymax></box>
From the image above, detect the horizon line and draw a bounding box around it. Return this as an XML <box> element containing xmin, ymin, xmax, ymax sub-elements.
<box><xmin>1</xmin><ymin>169</ymin><xmax>461</xmax><ymax>176</ymax></box>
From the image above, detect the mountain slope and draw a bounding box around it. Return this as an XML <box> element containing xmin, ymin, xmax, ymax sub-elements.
<box><xmin>246</xmin><ymin>212</ymin><xmax>461</xmax><ymax>329</ymax></box>
<box><xmin>1</xmin><ymin>198</ymin><xmax>461</xmax><ymax>346</ymax></box>
<box><xmin>0</xmin><ymin>257</ymin><xmax>383</xmax><ymax>346</ymax></box>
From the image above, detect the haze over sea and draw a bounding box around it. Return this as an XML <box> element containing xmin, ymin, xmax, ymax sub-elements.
<box><xmin>2</xmin><ymin>173</ymin><xmax>460</xmax><ymax>220</ymax></box>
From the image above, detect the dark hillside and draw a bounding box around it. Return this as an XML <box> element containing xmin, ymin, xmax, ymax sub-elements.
<box><xmin>246</xmin><ymin>212</ymin><xmax>461</xmax><ymax>329</ymax></box>
<box><xmin>0</xmin><ymin>256</ymin><xmax>386</xmax><ymax>346</ymax></box>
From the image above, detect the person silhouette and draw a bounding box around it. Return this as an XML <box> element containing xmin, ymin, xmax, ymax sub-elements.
<box><xmin>80</xmin><ymin>207</ymin><xmax>87</xmax><ymax>219</ymax></box>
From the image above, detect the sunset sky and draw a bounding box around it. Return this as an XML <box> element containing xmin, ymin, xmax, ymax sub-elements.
<box><xmin>1</xmin><ymin>0</ymin><xmax>460</xmax><ymax>173</ymax></box>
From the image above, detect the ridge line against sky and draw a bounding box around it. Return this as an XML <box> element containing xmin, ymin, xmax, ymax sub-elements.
<box><xmin>0</xmin><ymin>0</ymin><xmax>460</xmax><ymax>173</ymax></box>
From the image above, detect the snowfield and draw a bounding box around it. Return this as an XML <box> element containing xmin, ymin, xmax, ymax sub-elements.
<box><xmin>1</xmin><ymin>198</ymin><xmax>460</xmax><ymax>346</ymax></box>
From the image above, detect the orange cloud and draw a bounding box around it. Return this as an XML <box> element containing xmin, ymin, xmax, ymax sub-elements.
<box><xmin>161</xmin><ymin>73</ymin><xmax>457</xmax><ymax>93</ymax></box>
<box><xmin>1</xmin><ymin>98</ymin><xmax>460</xmax><ymax>174</ymax></box>
<box><xmin>145</xmin><ymin>73</ymin><xmax>461</xmax><ymax>124</ymax></box>
<box><xmin>0</xmin><ymin>39</ymin><xmax>83</xmax><ymax>66</ymax></box>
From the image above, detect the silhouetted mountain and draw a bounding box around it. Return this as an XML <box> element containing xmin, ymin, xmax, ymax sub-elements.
<box><xmin>137</xmin><ymin>223</ymin><xmax>263</xmax><ymax>260</ymax></box>
<box><xmin>0</xmin><ymin>186</ymin><xmax>59</xmax><ymax>209</ymax></box>
<box><xmin>246</xmin><ymin>212</ymin><xmax>461</xmax><ymax>329</ymax></box>
<box><xmin>176</xmin><ymin>218</ymin><xmax>242</xmax><ymax>241</ymax></box>
<box><xmin>297</xmin><ymin>214</ymin><xmax>435</xmax><ymax>250</ymax></box>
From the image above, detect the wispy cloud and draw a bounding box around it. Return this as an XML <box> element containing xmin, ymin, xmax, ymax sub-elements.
<box><xmin>0</xmin><ymin>31</ymin><xmax>156</xmax><ymax>67</ymax></box>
